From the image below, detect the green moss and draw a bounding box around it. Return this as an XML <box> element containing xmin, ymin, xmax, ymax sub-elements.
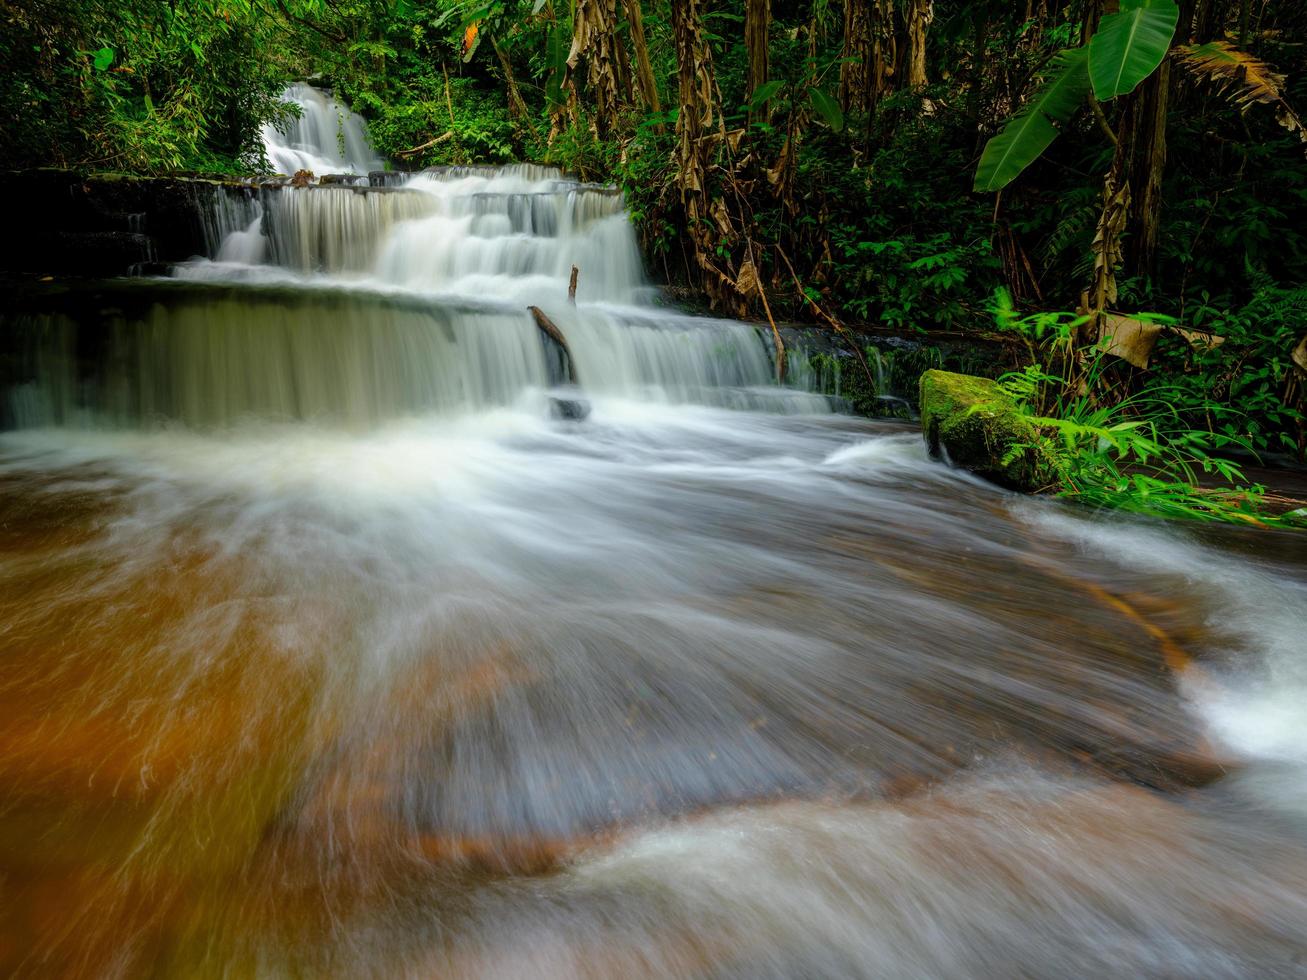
<box><xmin>919</xmin><ymin>369</ymin><xmax>1053</xmax><ymax>491</ymax></box>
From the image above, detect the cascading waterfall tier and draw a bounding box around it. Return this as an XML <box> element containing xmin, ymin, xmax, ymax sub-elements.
<box><xmin>112</xmin><ymin>161</ymin><xmax>820</xmax><ymax>425</ymax></box>
<box><xmin>1</xmin><ymin>284</ymin><xmax>561</xmax><ymax>430</ymax></box>
<box><xmin>262</xmin><ymin>82</ymin><xmax>384</xmax><ymax>176</ymax></box>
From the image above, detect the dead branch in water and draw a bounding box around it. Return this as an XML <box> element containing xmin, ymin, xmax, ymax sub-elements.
<box><xmin>528</xmin><ymin>305</ymin><xmax>577</xmax><ymax>383</ymax></box>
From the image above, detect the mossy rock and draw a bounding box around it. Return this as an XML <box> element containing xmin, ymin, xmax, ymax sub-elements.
<box><xmin>919</xmin><ymin>369</ymin><xmax>1053</xmax><ymax>491</ymax></box>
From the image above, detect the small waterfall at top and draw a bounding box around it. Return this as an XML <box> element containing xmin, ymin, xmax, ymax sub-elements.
<box><xmin>261</xmin><ymin>82</ymin><xmax>384</xmax><ymax>176</ymax></box>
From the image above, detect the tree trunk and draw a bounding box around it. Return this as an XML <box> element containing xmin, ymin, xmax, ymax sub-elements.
<box><xmin>1084</xmin><ymin>150</ymin><xmax>1131</xmax><ymax>341</ymax></box>
<box><xmin>841</xmin><ymin>0</ymin><xmax>871</xmax><ymax>115</ymax></box>
<box><xmin>873</xmin><ymin>0</ymin><xmax>897</xmax><ymax>101</ymax></box>
<box><xmin>491</xmin><ymin>38</ymin><xmax>530</xmax><ymax>125</ymax></box>
<box><xmin>746</xmin><ymin>0</ymin><xmax>771</xmax><ymax>122</ymax></box>
<box><xmin>623</xmin><ymin>0</ymin><xmax>661</xmax><ymax>117</ymax></box>
<box><xmin>1119</xmin><ymin>63</ymin><xmax>1170</xmax><ymax>282</ymax></box>
<box><xmin>904</xmin><ymin>0</ymin><xmax>933</xmax><ymax>90</ymax></box>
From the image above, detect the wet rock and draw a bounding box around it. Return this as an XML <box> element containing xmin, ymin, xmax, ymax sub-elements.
<box><xmin>2</xmin><ymin>169</ymin><xmax>234</xmax><ymax>274</ymax></box>
<box><xmin>369</xmin><ymin>170</ymin><xmax>409</xmax><ymax>188</ymax></box>
<box><xmin>919</xmin><ymin>369</ymin><xmax>1053</xmax><ymax>491</ymax></box>
<box><xmin>550</xmin><ymin>396</ymin><xmax>591</xmax><ymax>421</ymax></box>
<box><xmin>36</xmin><ymin>231</ymin><xmax>155</xmax><ymax>277</ymax></box>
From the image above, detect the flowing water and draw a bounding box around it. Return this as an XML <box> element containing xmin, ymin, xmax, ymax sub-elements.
<box><xmin>2</xmin><ymin>149</ymin><xmax>1307</xmax><ymax>978</ymax></box>
<box><xmin>261</xmin><ymin>83</ymin><xmax>384</xmax><ymax>177</ymax></box>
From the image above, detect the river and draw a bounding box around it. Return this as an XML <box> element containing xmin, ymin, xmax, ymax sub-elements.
<box><xmin>1</xmin><ymin>91</ymin><xmax>1305</xmax><ymax>978</ymax></box>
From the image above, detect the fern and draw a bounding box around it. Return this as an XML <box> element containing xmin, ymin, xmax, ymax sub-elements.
<box><xmin>1039</xmin><ymin>184</ymin><xmax>1099</xmax><ymax>272</ymax></box>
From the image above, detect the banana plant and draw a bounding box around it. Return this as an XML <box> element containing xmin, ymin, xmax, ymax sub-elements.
<box><xmin>975</xmin><ymin>0</ymin><xmax>1180</xmax><ymax>193</ymax></box>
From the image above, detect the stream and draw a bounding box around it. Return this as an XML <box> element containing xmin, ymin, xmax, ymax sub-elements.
<box><xmin>1</xmin><ymin>91</ymin><xmax>1306</xmax><ymax>978</ymax></box>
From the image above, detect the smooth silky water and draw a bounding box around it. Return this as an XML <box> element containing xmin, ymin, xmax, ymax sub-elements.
<box><xmin>2</xmin><ymin>120</ymin><xmax>1307</xmax><ymax>976</ymax></box>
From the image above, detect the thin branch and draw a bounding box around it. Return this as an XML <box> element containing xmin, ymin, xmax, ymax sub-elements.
<box><xmin>269</xmin><ymin>0</ymin><xmax>349</xmax><ymax>44</ymax></box>
<box><xmin>395</xmin><ymin>132</ymin><xmax>453</xmax><ymax>157</ymax></box>
<box><xmin>775</xmin><ymin>244</ymin><xmax>880</xmax><ymax>395</ymax></box>
<box><xmin>1088</xmin><ymin>91</ymin><xmax>1119</xmax><ymax>146</ymax></box>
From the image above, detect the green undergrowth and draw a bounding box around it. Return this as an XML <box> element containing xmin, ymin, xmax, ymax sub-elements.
<box><xmin>988</xmin><ymin>293</ymin><xmax>1307</xmax><ymax>529</ymax></box>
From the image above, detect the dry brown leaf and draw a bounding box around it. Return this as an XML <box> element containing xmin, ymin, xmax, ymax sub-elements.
<box><xmin>1177</xmin><ymin>41</ymin><xmax>1307</xmax><ymax>145</ymax></box>
<box><xmin>1098</xmin><ymin>314</ymin><xmax>1163</xmax><ymax>368</ymax></box>
<box><xmin>1170</xmin><ymin>327</ymin><xmax>1226</xmax><ymax>350</ymax></box>
<box><xmin>735</xmin><ymin>258</ymin><xmax>761</xmax><ymax>299</ymax></box>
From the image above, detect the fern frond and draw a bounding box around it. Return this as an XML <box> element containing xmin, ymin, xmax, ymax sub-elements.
<box><xmin>1039</xmin><ymin>185</ymin><xmax>1099</xmax><ymax>270</ymax></box>
<box><xmin>1177</xmin><ymin>41</ymin><xmax>1306</xmax><ymax>144</ymax></box>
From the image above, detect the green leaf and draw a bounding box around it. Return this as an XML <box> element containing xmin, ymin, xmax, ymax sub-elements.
<box><xmin>545</xmin><ymin>24</ymin><xmax>568</xmax><ymax>105</ymax></box>
<box><xmin>1088</xmin><ymin>0</ymin><xmax>1180</xmax><ymax>100</ymax></box>
<box><xmin>92</xmin><ymin>46</ymin><xmax>114</xmax><ymax>71</ymax></box>
<box><xmin>749</xmin><ymin>80</ymin><xmax>785</xmax><ymax>109</ymax></box>
<box><xmin>809</xmin><ymin>87</ymin><xmax>844</xmax><ymax>132</ymax></box>
<box><xmin>974</xmin><ymin>47</ymin><xmax>1091</xmax><ymax>193</ymax></box>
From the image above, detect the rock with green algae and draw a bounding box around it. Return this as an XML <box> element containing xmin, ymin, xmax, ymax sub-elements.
<box><xmin>918</xmin><ymin>369</ymin><xmax>1053</xmax><ymax>491</ymax></box>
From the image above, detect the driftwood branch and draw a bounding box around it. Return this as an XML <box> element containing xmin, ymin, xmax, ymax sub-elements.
<box><xmin>746</xmin><ymin>239</ymin><xmax>786</xmax><ymax>383</ymax></box>
<box><xmin>568</xmin><ymin>265</ymin><xmax>579</xmax><ymax>304</ymax></box>
<box><xmin>528</xmin><ymin>306</ymin><xmax>578</xmax><ymax>383</ymax></box>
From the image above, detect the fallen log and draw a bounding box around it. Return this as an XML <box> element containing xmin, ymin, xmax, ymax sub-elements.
<box><xmin>528</xmin><ymin>305</ymin><xmax>578</xmax><ymax>384</ymax></box>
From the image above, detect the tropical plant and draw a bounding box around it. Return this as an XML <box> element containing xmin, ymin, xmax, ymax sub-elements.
<box><xmin>975</xmin><ymin>0</ymin><xmax>1182</xmax><ymax>193</ymax></box>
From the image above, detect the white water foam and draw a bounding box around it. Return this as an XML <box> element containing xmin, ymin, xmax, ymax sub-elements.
<box><xmin>1021</xmin><ymin>506</ymin><xmax>1307</xmax><ymax>819</ymax></box>
<box><xmin>262</xmin><ymin>82</ymin><xmax>383</xmax><ymax>176</ymax></box>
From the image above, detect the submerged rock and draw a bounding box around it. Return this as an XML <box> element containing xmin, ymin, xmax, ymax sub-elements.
<box><xmin>549</xmin><ymin>396</ymin><xmax>591</xmax><ymax>421</ymax></box>
<box><xmin>919</xmin><ymin>369</ymin><xmax>1052</xmax><ymax>491</ymax></box>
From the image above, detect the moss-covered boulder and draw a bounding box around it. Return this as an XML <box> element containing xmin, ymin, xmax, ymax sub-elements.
<box><xmin>919</xmin><ymin>369</ymin><xmax>1053</xmax><ymax>491</ymax></box>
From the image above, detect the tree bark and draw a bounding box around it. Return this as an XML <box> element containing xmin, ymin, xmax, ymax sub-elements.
<box><xmin>1118</xmin><ymin>63</ymin><xmax>1170</xmax><ymax>282</ymax></box>
<box><xmin>904</xmin><ymin>0</ymin><xmax>933</xmax><ymax>90</ymax></box>
<box><xmin>624</xmin><ymin>0</ymin><xmax>661</xmax><ymax>118</ymax></box>
<box><xmin>746</xmin><ymin>0</ymin><xmax>771</xmax><ymax>122</ymax></box>
<box><xmin>672</xmin><ymin>0</ymin><xmax>732</xmax><ymax>306</ymax></box>
<box><xmin>873</xmin><ymin>0</ymin><xmax>897</xmax><ymax>102</ymax></box>
<box><xmin>841</xmin><ymin>0</ymin><xmax>871</xmax><ymax>115</ymax></box>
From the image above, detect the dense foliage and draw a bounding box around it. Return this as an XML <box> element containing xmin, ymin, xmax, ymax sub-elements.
<box><xmin>3</xmin><ymin>0</ymin><xmax>1306</xmax><ymax>479</ymax></box>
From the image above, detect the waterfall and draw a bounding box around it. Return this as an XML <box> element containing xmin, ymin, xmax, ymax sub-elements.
<box><xmin>3</xmin><ymin>287</ymin><xmax>556</xmax><ymax>430</ymax></box>
<box><xmin>91</xmin><ymin>162</ymin><xmax>826</xmax><ymax>425</ymax></box>
<box><xmin>262</xmin><ymin>82</ymin><xmax>384</xmax><ymax>176</ymax></box>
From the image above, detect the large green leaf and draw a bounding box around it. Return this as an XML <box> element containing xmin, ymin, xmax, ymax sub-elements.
<box><xmin>749</xmin><ymin>80</ymin><xmax>785</xmax><ymax>111</ymax></box>
<box><xmin>809</xmin><ymin>87</ymin><xmax>844</xmax><ymax>132</ymax></box>
<box><xmin>974</xmin><ymin>47</ymin><xmax>1090</xmax><ymax>193</ymax></box>
<box><xmin>1088</xmin><ymin>0</ymin><xmax>1180</xmax><ymax>100</ymax></box>
<box><xmin>544</xmin><ymin>24</ymin><xmax>568</xmax><ymax>106</ymax></box>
